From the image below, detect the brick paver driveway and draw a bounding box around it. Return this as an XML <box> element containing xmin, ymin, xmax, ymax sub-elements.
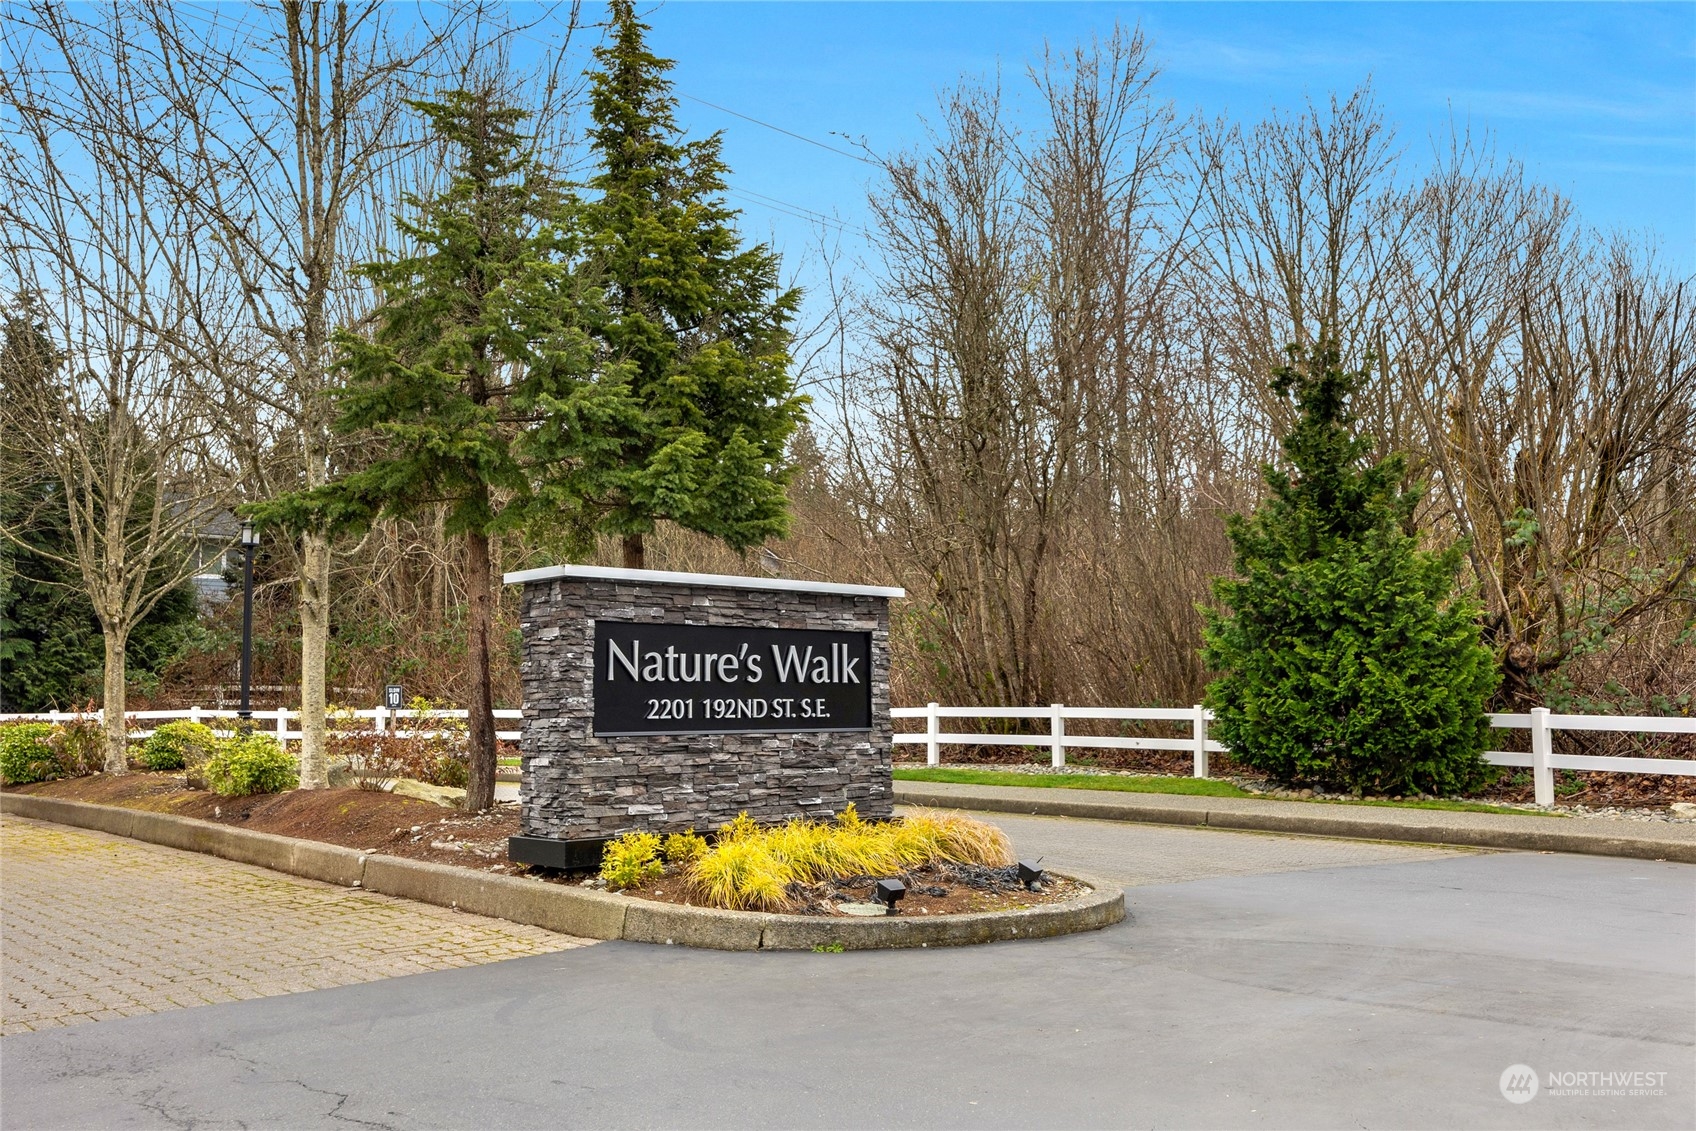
<box><xmin>0</xmin><ymin>816</ymin><xmax>589</xmax><ymax>1035</ymax></box>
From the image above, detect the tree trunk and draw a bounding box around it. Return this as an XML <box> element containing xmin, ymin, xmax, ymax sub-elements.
<box><xmin>463</xmin><ymin>528</ymin><xmax>497</xmax><ymax>811</ymax></box>
<box><xmin>622</xmin><ymin>533</ymin><xmax>645</xmax><ymax>570</ymax></box>
<box><xmin>296</xmin><ymin>530</ymin><xmax>332</xmax><ymax>789</ymax></box>
<box><xmin>101</xmin><ymin>629</ymin><xmax>128</xmax><ymax>774</ymax></box>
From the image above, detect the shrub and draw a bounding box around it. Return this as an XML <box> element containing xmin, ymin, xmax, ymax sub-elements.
<box><xmin>718</xmin><ymin>811</ymin><xmax>760</xmax><ymax>843</ymax></box>
<box><xmin>0</xmin><ymin>723</ymin><xmax>59</xmax><ymax>785</ymax></box>
<box><xmin>662</xmin><ymin>829</ymin><xmax>707</xmax><ymax>866</ymax></box>
<box><xmin>330</xmin><ymin>698</ymin><xmax>469</xmax><ymax>790</ymax></box>
<box><xmin>203</xmin><ymin>733</ymin><xmax>298</xmax><ymax>796</ymax></box>
<box><xmin>1202</xmin><ymin>345</ymin><xmax>1497</xmax><ymax>796</ymax></box>
<box><xmin>600</xmin><ymin>831</ymin><xmax>664</xmax><ymax>890</ymax></box>
<box><xmin>139</xmin><ymin>721</ymin><xmax>218</xmax><ymax>772</ymax></box>
<box><xmin>427</xmin><ymin>753</ymin><xmax>469</xmax><ymax>790</ymax></box>
<box><xmin>47</xmin><ymin>713</ymin><xmax>104</xmax><ymax>777</ymax></box>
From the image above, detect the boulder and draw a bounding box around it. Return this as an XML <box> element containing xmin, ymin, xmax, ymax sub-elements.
<box><xmin>389</xmin><ymin>778</ymin><xmax>465</xmax><ymax>808</ymax></box>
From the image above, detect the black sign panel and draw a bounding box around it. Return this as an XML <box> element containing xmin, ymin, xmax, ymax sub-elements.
<box><xmin>593</xmin><ymin>621</ymin><xmax>872</xmax><ymax>735</ymax></box>
<box><xmin>385</xmin><ymin>684</ymin><xmax>404</xmax><ymax>710</ymax></box>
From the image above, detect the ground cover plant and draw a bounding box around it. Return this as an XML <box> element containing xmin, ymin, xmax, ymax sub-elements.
<box><xmin>598</xmin><ymin>805</ymin><xmax>1016</xmax><ymax>912</ymax></box>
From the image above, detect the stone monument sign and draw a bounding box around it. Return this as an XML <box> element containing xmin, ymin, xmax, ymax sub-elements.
<box><xmin>504</xmin><ymin>564</ymin><xmax>904</xmax><ymax>868</ymax></box>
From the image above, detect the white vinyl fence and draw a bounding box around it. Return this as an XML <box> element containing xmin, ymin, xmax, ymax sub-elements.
<box><xmin>0</xmin><ymin>706</ymin><xmax>523</xmax><ymax>746</ymax></box>
<box><xmin>891</xmin><ymin>703</ymin><xmax>1696</xmax><ymax>806</ymax></box>
<box><xmin>8</xmin><ymin>702</ymin><xmax>1693</xmax><ymax>808</ymax></box>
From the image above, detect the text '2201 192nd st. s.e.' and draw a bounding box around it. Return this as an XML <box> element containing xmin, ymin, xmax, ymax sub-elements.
<box><xmin>594</xmin><ymin>621</ymin><xmax>872</xmax><ymax>735</ymax></box>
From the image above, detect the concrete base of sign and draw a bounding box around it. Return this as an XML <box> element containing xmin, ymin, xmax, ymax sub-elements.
<box><xmin>507</xmin><ymin>834</ymin><xmax>609</xmax><ymax>871</ymax></box>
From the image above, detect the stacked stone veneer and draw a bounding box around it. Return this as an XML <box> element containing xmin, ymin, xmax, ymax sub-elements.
<box><xmin>517</xmin><ymin>575</ymin><xmax>894</xmax><ymax>843</ymax></box>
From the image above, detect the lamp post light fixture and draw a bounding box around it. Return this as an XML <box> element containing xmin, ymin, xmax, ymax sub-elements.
<box><xmin>237</xmin><ymin>520</ymin><xmax>260</xmax><ymax>721</ymax></box>
<box><xmin>873</xmin><ymin>878</ymin><xmax>906</xmax><ymax>914</ymax></box>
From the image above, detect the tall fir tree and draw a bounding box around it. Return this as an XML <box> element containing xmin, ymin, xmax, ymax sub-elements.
<box><xmin>253</xmin><ymin>89</ymin><xmax>589</xmax><ymax>811</ymax></box>
<box><xmin>529</xmin><ymin>0</ymin><xmax>806</xmax><ymax>568</ymax></box>
<box><xmin>1201</xmin><ymin>344</ymin><xmax>1498</xmax><ymax>797</ymax></box>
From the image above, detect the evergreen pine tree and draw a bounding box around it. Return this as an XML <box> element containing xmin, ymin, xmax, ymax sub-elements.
<box><xmin>254</xmin><ymin>89</ymin><xmax>589</xmax><ymax>811</ymax></box>
<box><xmin>1201</xmin><ymin>344</ymin><xmax>1498</xmax><ymax>796</ymax></box>
<box><xmin>530</xmin><ymin>0</ymin><xmax>806</xmax><ymax>568</ymax></box>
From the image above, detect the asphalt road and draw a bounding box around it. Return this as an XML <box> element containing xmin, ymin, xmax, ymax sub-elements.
<box><xmin>949</xmin><ymin>807</ymin><xmax>1466</xmax><ymax>887</ymax></box>
<box><xmin>3</xmin><ymin>815</ymin><xmax>1690</xmax><ymax>1130</ymax></box>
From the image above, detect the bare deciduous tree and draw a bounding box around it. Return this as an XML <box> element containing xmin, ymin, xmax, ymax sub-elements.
<box><xmin>1</xmin><ymin>4</ymin><xmax>237</xmax><ymax>767</ymax></box>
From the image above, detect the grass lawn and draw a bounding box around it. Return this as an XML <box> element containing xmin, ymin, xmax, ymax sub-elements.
<box><xmin>1305</xmin><ymin>796</ymin><xmax>1563</xmax><ymax>816</ymax></box>
<box><xmin>892</xmin><ymin>766</ymin><xmax>1558</xmax><ymax>816</ymax></box>
<box><xmin>893</xmin><ymin>766</ymin><xmax>1247</xmax><ymax>797</ymax></box>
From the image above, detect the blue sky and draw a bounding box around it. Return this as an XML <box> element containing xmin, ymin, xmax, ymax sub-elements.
<box><xmin>542</xmin><ymin>1</ymin><xmax>1694</xmax><ymax>286</ymax></box>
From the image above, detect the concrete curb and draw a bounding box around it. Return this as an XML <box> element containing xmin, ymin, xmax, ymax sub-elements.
<box><xmin>622</xmin><ymin>871</ymin><xmax>1124</xmax><ymax>951</ymax></box>
<box><xmin>0</xmin><ymin>793</ymin><xmax>1124</xmax><ymax>951</ymax></box>
<box><xmin>893</xmin><ymin>782</ymin><xmax>1696</xmax><ymax>864</ymax></box>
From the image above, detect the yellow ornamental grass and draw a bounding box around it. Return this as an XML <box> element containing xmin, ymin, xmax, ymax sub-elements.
<box><xmin>687</xmin><ymin>837</ymin><xmax>791</xmax><ymax>911</ymax></box>
<box><xmin>899</xmin><ymin>807</ymin><xmax>1016</xmax><ymax>868</ymax></box>
<box><xmin>674</xmin><ymin>807</ymin><xmax>1015</xmax><ymax>911</ymax></box>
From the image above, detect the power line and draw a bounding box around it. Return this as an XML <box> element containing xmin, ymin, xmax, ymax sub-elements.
<box><xmin>725</xmin><ymin>187</ymin><xmax>872</xmax><ymax>240</ymax></box>
<box><xmin>499</xmin><ymin>21</ymin><xmax>879</xmax><ymax>167</ymax></box>
<box><xmin>678</xmin><ymin>93</ymin><xmax>877</xmax><ymax>167</ymax></box>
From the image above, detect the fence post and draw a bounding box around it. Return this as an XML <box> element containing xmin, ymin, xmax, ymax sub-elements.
<box><xmin>925</xmin><ymin>702</ymin><xmax>940</xmax><ymax>767</ymax></box>
<box><xmin>276</xmin><ymin>709</ymin><xmax>288</xmax><ymax>749</ymax></box>
<box><xmin>1192</xmin><ymin>706</ymin><xmax>1209</xmax><ymax>778</ymax></box>
<box><xmin>375</xmin><ymin>704</ymin><xmax>387</xmax><ymax>736</ymax></box>
<box><xmin>1050</xmin><ymin>703</ymin><xmax>1066</xmax><ymax>769</ymax></box>
<box><xmin>1531</xmin><ymin>706</ymin><xmax>1554</xmax><ymax>806</ymax></box>
<box><xmin>189</xmin><ymin>705</ymin><xmax>202</xmax><ymax>727</ymax></box>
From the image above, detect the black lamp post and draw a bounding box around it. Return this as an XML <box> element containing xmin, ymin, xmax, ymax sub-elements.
<box><xmin>237</xmin><ymin>520</ymin><xmax>259</xmax><ymax>720</ymax></box>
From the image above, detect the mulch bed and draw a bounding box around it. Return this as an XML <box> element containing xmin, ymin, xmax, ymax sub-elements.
<box><xmin>4</xmin><ymin>773</ymin><xmax>524</xmax><ymax>871</ymax></box>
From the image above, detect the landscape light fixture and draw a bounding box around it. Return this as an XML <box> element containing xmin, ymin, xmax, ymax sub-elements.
<box><xmin>1017</xmin><ymin>860</ymin><xmax>1045</xmax><ymax>891</ymax></box>
<box><xmin>874</xmin><ymin>878</ymin><xmax>906</xmax><ymax>914</ymax></box>
<box><xmin>237</xmin><ymin>520</ymin><xmax>259</xmax><ymax>721</ymax></box>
